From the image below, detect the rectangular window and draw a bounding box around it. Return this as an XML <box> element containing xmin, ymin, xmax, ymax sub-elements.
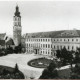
<box><xmin>64</xmin><ymin>39</ymin><xmax>65</xmax><ymax>41</ymax></box>
<box><xmin>43</xmin><ymin>44</ymin><xmax>45</xmax><ymax>48</ymax></box>
<box><xmin>72</xmin><ymin>39</ymin><xmax>74</xmax><ymax>41</ymax></box>
<box><xmin>76</xmin><ymin>39</ymin><xmax>78</xmax><ymax>41</ymax></box>
<box><xmin>46</xmin><ymin>44</ymin><xmax>47</xmax><ymax>48</ymax></box>
<box><xmin>54</xmin><ymin>45</ymin><xmax>55</xmax><ymax>49</ymax></box>
<box><xmin>60</xmin><ymin>39</ymin><xmax>62</xmax><ymax>41</ymax></box>
<box><xmin>68</xmin><ymin>46</ymin><xmax>69</xmax><ymax>50</ymax></box>
<box><xmin>72</xmin><ymin>46</ymin><xmax>74</xmax><ymax>50</ymax></box>
<box><xmin>60</xmin><ymin>46</ymin><xmax>62</xmax><ymax>49</ymax></box>
<box><xmin>48</xmin><ymin>39</ymin><xmax>50</xmax><ymax>41</ymax></box>
<box><xmin>48</xmin><ymin>44</ymin><xmax>50</xmax><ymax>48</ymax></box>
<box><xmin>57</xmin><ymin>46</ymin><xmax>59</xmax><ymax>49</ymax></box>
<box><xmin>51</xmin><ymin>45</ymin><xmax>52</xmax><ymax>48</ymax></box>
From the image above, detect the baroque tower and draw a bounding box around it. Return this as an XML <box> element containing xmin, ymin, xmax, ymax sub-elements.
<box><xmin>13</xmin><ymin>5</ymin><xmax>22</xmax><ymax>46</ymax></box>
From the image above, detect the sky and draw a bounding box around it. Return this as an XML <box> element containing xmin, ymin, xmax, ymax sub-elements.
<box><xmin>0</xmin><ymin>1</ymin><xmax>80</xmax><ymax>35</ymax></box>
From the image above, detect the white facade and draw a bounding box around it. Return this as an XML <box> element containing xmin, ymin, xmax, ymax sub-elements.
<box><xmin>25</xmin><ymin>30</ymin><xmax>80</xmax><ymax>57</ymax></box>
<box><xmin>26</xmin><ymin>38</ymin><xmax>52</xmax><ymax>56</ymax></box>
<box><xmin>25</xmin><ymin>37</ymin><xmax>80</xmax><ymax>57</ymax></box>
<box><xmin>52</xmin><ymin>38</ymin><xmax>80</xmax><ymax>53</ymax></box>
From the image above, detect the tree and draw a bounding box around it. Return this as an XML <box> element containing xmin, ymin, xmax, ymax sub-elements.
<box><xmin>56</xmin><ymin>47</ymin><xmax>74</xmax><ymax>66</ymax></box>
<box><xmin>14</xmin><ymin>63</ymin><xmax>19</xmax><ymax>73</ymax></box>
<box><xmin>14</xmin><ymin>43</ymin><xmax>22</xmax><ymax>53</ymax></box>
<box><xmin>70</xmin><ymin>63</ymin><xmax>80</xmax><ymax>79</ymax></box>
<box><xmin>39</xmin><ymin>61</ymin><xmax>58</xmax><ymax>79</ymax></box>
<box><xmin>47</xmin><ymin>61</ymin><xmax>56</xmax><ymax>72</ymax></box>
<box><xmin>74</xmin><ymin>48</ymin><xmax>80</xmax><ymax>63</ymax></box>
<box><xmin>67</xmin><ymin>50</ymin><xmax>74</xmax><ymax>69</ymax></box>
<box><xmin>5</xmin><ymin>46</ymin><xmax>14</xmax><ymax>55</ymax></box>
<box><xmin>56</xmin><ymin>50</ymin><xmax>61</xmax><ymax>59</ymax></box>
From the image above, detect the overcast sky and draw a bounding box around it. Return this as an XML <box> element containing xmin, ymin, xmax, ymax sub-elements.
<box><xmin>1</xmin><ymin>1</ymin><xmax>80</xmax><ymax>35</ymax></box>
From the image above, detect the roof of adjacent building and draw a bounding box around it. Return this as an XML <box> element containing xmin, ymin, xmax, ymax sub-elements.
<box><xmin>25</xmin><ymin>30</ymin><xmax>80</xmax><ymax>38</ymax></box>
<box><xmin>0</xmin><ymin>40</ymin><xmax>5</xmax><ymax>46</ymax></box>
<box><xmin>0</xmin><ymin>33</ymin><xmax>6</xmax><ymax>40</ymax></box>
<box><xmin>6</xmin><ymin>38</ymin><xmax>14</xmax><ymax>45</ymax></box>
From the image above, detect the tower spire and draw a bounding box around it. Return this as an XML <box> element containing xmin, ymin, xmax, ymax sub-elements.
<box><xmin>15</xmin><ymin>5</ymin><xmax>20</xmax><ymax>17</ymax></box>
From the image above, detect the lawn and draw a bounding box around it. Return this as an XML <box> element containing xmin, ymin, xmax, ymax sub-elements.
<box><xmin>28</xmin><ymin>57</ymin><xmax>72</xmax><ymax>78</ymax></box>
<box><xmin>27</xmin><ymin>57</ymin><xmax>52</xmax><ymax>68</ymax></box>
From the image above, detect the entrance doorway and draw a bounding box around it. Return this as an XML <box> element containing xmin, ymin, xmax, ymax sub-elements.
<box><xmin>34</xmin><ymin>49</ymin><xmax>39</xmax><ymax>54</ymax></box>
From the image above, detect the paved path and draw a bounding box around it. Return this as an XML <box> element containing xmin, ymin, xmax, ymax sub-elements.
<box><xmin>0</xmin><ymin>54</ymin><xmax>44</xmax><ymax>79</ymax></box>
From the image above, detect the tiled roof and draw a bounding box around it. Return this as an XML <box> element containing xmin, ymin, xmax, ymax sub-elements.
<box><xmin>26</xmin><ymin>31</ymin><xmax>64</xmax><ymax>38</ymax></box>
<box><xmin>0</xmin><ymin>33</ymin><xmax>6</xmax><ymax>40</ymax></box>
<box><xmin>6</xmin><ymin>38</ymin><xmax>14</xmax><ymax>45</ymax></box>
<box><xmin>25</xmin><ymin>30</ymin><xmax>80</xmax><ymax>38</ymax></box>
<box><xmin>0</xmin><ymin>40</ymin><xmax>5</xmax><ymax>46</ymax></box>
<box><xmin>55</xmin><ymin>30</ymin><xmax>80</xmax><ymax>38</ymax></box>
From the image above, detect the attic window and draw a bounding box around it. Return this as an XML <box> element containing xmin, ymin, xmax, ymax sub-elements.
<box><xmin>71</xmin><ymin>33</ymin><xmax>74</xmax><ymax>35</ymax></box>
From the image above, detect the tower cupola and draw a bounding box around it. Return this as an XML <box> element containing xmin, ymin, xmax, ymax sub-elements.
<box><xmin>15</xmin><ymin>5</ymin><xmax>20</xmax><ymax>17</ymax></box>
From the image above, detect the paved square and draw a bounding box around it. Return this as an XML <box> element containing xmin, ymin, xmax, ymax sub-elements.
<box><xmin>0</xmin><ymin>54</ymin><xmax>44</xmax><ymax>79</ymax></box>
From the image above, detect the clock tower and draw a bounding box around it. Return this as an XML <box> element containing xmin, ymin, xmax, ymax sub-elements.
<box><xmin>13</xmin><ymin>5</ymin><xmax>22</xmax><ymax>46</ymax></box>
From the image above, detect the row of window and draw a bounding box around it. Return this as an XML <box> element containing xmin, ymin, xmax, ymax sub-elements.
<box><xmin>26</xmin><ymin>38</ymin><xmax>79</xmax><ymax>42</ymax></box>
<box><xmin>41</xmin><ymin>51</ymin><xmax>51</xmax><ymax>55</ymax></box>
<box><xmin>53</xmin><ymin>45</ymin><xmax>78</xmax><ymax>50</ymax></box>
<box><xmin>26</xmin><ymin>43</ymin><xmax>52</xmax><ymax>48</ymax></box>
<box><xmin>26</xmin><ymin>49</ymin><xmax>51</xmax><ymax>55</ymax></box>
<box><xmin>14</xmin><ymin>22</ymin><xmax>21</xmax><ymax>26</ymax></box>
<box><xmin>26</xmin><ymin>38</ymin><xmax>51</xmax><ymax>42</ymax></box>
<box><xmin>26</xmin><ymin>43</ymin><xmax>79</xmax><ymax>50</ymax></box>
<box><xmin>53</xmin><ymin>38</ymin><xmax>79</xmax><ymax>42</ymax></box>
<box><xmin>14</xmin><ymin>17</ymin><xmax>21</xmax><ymax>21</ymax></box>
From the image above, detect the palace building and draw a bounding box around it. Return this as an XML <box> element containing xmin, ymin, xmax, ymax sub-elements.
<box><xmin>25</xmin><ymin>30</ymin><xmax>80</xmax><ymax>56</ymax></box>
<box><xmin>12</xmin><ymin>6</ymin><xmax>80</xmax><ymax>57</ymax></box>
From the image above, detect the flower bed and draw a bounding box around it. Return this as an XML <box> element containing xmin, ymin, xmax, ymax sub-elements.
<box><xmin>27</xmin><ymin>57</ymin><xmax>52</xmax><ymax>68</ymax></box>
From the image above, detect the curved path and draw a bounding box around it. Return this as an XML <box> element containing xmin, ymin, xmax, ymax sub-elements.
<box><xmin>0</xmin><ymin>54</ymin><xmax>44</xmax><ymax>79</ymax></box>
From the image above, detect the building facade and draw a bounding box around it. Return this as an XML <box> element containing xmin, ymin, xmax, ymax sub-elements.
<box><xmin>13</xmin><ymin>5</ymin><xmax>22</xmax><ymax>46</ymax></box>
<box><xmin>26</xmin><ymin>38</ymin><xmax>52</xmax><ymax>56</ymax></box>
<box><xmin>25</xmin><ymin>30</ymin><xmax>80</xmax><ymax>57</ymax></box>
